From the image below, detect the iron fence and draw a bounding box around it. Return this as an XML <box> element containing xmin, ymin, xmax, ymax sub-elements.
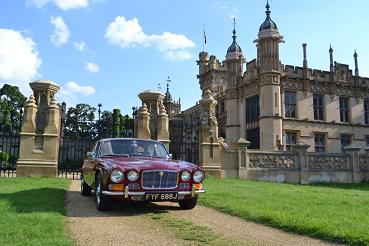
<box><xmin>0</xmin><ymin>130</ymin><xmax>20</xmax><ymax>177</ymax></box>
<box><xmin>58</xmin><ymin>138</ymin><xmax>96</xmax><ymax>179</ymax></box>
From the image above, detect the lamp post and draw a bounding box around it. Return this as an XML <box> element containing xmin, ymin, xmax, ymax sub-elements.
<box><xmin>98</xmin><ymin>103</ymin><xmax>102</xmax><ymax>120</ymax></box>
<box><xmin>132</xmin><ymin>107</ymin><xmax>136</xmax><ymax>138</ymax></box>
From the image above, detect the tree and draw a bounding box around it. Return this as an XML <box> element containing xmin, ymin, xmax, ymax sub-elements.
<box><xmin>96</xmin><ymin>110</ymin><xmax>113</xmax><ymax>138</ymax></box>
<box><xmin>0</xmin><ymin>84</ymin><xmax>27</xmax><ymax>133</ymax></box>
<box><xmin>63</xmin><ymin>103</ymin><xmax>97</xmax><ymax>139</ymax></box>
<box><xmin>121</xmin><ymin>114</ymin><xmax>134</xmax><ymax>137</ymax></box>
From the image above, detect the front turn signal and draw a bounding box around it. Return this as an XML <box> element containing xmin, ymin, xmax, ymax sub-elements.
<box><xmin>109</xmin><ymin>184</ymin><xmax>124</xmax><ymax>191</ymax></box>
<box><xmin>194</xmin><ymin>183</ymin><xmax>202</xmax><ymax>190</ymax></box>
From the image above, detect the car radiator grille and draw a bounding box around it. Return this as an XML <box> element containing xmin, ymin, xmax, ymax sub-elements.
<box><xmin>141</xmin><ymin>170</ymin><xmax>178</xmax><ymax>189</ymax></box>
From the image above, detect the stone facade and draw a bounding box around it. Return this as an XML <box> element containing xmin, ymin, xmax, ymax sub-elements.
<box><xmin>196</xmin><ymin>3</ymin><xmax>369</xmax><ymax>153</ymax></box>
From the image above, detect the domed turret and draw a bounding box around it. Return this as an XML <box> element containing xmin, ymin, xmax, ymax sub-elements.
<box><xmin>163</xmin><ymin>79</ymin><xmax>172</xmax><ymax>104</ymax></box>
<box><xmin>227</xmin><ymin>29</ymin><xmax>242</xmax><ymax>54</ymax></box>
<box><xmin>226</xmin><ymin>18</ymin><xmax>243</xmax><ymax>60</ymax></box>
<box><xmin>259</xmin><ymin>0</ymin><xmax>278</xmax><ymax>32</ymax></box>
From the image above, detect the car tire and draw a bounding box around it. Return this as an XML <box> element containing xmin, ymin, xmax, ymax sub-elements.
<box><xmin>95</xmin><ymin>173</ymin><xmax>112</xmax><ymax>211</ymax></box>
<box><xmin>178</xmin><ymin>196</ymin><xmax>198</xmax><ymax>210</ymax></box>
<box><xmin>81</xmin><ymin>179</ymin><xmax>92</xmax><ymax>196</ymax></box>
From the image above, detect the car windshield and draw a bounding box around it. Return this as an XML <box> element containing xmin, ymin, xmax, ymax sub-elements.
<box><xmin>99</xmin><ymin>139</ymin><xmax>169</xmax><ymax>158</ymax></box>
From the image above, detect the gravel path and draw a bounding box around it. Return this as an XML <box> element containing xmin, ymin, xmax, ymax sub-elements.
<box><xmin>65</xmin><ymin>181</ymin><xmax>184</xmax><ymax>246</ymax></box>
<box><xmin>66</xmin><ymin>180</ymin><xmax>342</xmax><ymax>246</ymax></box>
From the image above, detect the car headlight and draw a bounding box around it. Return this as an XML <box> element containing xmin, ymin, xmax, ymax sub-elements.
<box><xmin>127</xmin><ymin>170</ymin><xmax>139</xmax><ymax>182</ymax></box>
<box><xmin>181</xmin><ymin>170</ymin><xmax>191</xmax><ymax>181</ymax></box>
<box><xmin>193</xmin><ymin>170</ymin><xmax>205</xmax><ymax>183</ymax></box>
<box><xmin>110</xmin><ymin>169</ymin><xmax>124</xmax><ymax>183</ymax></box>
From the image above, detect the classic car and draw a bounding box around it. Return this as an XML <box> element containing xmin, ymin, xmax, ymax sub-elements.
<box><xmin>80</xmin><ymin>138</ymin><xmax>205</xmax><ymax>211</ymax></box>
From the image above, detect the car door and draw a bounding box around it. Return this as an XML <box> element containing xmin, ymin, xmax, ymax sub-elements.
<box><xmin>83</xmin><ymin>141</ymin><xmax>100</xmax><ymax>187</ymax></box>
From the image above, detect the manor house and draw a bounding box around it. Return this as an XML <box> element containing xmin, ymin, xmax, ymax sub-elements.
<box><xmin>176</xmin><ymin>2</ymin><xmax>369</xmax><ymax>156</ymax></box>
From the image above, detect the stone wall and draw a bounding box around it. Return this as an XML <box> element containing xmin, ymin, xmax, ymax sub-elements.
<box><xmin>210</xmin><ymin>140</ymin><xmax>369</xmax><ymax>184</ymax></box>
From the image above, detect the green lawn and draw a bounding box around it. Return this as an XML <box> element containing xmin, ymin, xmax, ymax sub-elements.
<box><xmin>0</xmin><ymin>178</ymin><xmax>73</xmax><ymax>246</ymax></box>
<box><xmin>199</xmin><ymin>178</ymin><xmax>369</xmax><ymax>245</ymax></box>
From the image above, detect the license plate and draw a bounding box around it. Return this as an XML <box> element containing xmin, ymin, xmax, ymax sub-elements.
<box><xmin>145</xmin><ymin>192</ymin><xmax>178</xmax><ymax>201</ymax></box>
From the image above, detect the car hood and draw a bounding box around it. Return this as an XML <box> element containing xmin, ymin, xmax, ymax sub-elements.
<box><xmin>102</xmin><ymin>157</ymin><xmax>199</xmax><ymax>171</ymax></box>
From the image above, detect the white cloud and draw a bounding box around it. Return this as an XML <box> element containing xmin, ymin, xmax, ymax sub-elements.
<box><xmin>50</xmin><ymin>16</ymin><xmax>70</xmax><ymax>47</ymax></box>
<box><xmin>74</xmin><ymin>40</ymin><xmax>85</xmax><ymax>51</ymax></box>
<box><xmin>65</xmin><ymin>81</ymin><xmax>95</xmax><ymax>95</ymax></box>
<box><xmin>165</xmin><ymin>50</ymin><xmax>192</xmax><ymax>61</ymax></box>
<box><xmin>27</xmin><ymin>0</ymin><xmax>89</xmax><ymax>10</ymax></box>
<box><xmin>85</xmin><ymin>62</ymin><xmax>99</xmax><ymax>73</ymax></box>
<box><xmin>104</xmin><ymin>16</ymin><xmax>195</xmax><ymax>60</ymax></box>
<box><xmin>0</xmin><ymin>29</ymin><xmax>42</xmax><ymax>95</ymax></box>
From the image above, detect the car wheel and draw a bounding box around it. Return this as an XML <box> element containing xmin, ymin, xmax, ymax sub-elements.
<box><xmin>178</xmin><ymin>196</ymin><xmax>198</xmax><ymax>210</ymax></box>
<box><xmin>95</xmin><ymin>173</ymin><xmax>112</xmax><ymax>211</ymax></box>
<box><xmin>80</xmin><ymin>179</ymin><xmax>92</xmax><ymax>196</ymax></box>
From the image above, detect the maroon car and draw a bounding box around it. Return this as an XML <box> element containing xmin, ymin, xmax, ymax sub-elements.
<box><xmin>80</xmin><ymin>138</ymin><xmax>205</xmax><ymax>211</ymax></box>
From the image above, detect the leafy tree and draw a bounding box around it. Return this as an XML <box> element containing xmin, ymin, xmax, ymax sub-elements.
<box><xmin>96</xmin><ymin>110</ymin><xmax>113</xmax><ymax>138</ymax></box>
<box><xmin>0</xmin><ymin>84</ymin><xmax>27</xmax><ymax>133</ymax></box>
<box><xmin>121</xmin><ymin>114</ymin><xmax>134</xmax><ymax>137</ymax></box>
<box><xmin>63</xmin><ymin>103</ymin><xmax>97</xmax><ymax>139</ymax></box>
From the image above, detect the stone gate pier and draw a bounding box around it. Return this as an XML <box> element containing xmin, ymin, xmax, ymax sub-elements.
<box><xmin>16</xmin><ymin>80</ymin><xmax>61</xmax><ymax>177</ymax></box>
<box><xmin>135</xmin><ymin>90</ymin><xmax>170</xmax><ymax>149</ymax></box>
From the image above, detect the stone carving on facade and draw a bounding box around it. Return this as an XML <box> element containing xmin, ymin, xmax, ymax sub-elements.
<box><xmin>359</xmin><ymin>154</ymin><xmax>369</xmax><ymax>171</ymax></box>
<box><xmin>243</xmin><ymin>83</ymin><xmax>259</xmax><ymax>97</ymax></box>
<box><xmin>248</xmin><ymin>151</ymin><xmax>297</xmax><ymax>169</ymax></box>
<box><xmin>281</xmin><ymin>79</ymin><xmax>304</xmax><ymax>91</ymax></box>
<box><xmin>308</xmin><ymin>153</ymin><xmax>350</xmax><ymax>170</ymax></box>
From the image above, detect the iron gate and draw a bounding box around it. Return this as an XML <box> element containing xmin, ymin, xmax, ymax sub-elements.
<box><xmin>0</xmin><ymin>110</ymin><xmax>22</xmax><ymax>177</ymax></box>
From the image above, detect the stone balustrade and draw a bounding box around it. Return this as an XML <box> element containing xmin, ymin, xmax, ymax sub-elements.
<box><xmin>215</xmin><ymin>140</ymin><xmax>369</xmax><ymax>184</ymax></box>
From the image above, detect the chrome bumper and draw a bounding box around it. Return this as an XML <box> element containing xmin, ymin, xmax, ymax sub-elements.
<box><xmin>102</xmin><ymin>185</ymin><xmax>205</xmax><ymax>198</ymax></box>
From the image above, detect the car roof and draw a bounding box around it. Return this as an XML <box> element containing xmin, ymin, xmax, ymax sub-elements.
<box><xmin>98</xmin><ymin>138</ymin><xmax>162</xmax><ymax>144</ymax></box>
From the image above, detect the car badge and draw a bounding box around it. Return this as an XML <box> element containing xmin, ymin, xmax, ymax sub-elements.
<box><xmin>159</xmin><ymin>171</ymin><xmax>164</xmax><ymax>177</ymax></box>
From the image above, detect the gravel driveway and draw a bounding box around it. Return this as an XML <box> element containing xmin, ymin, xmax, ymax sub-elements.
<box><xmin>66</xmin><ymin>180</ymin><xmax>341</xmax><ymax>246</ymax></box>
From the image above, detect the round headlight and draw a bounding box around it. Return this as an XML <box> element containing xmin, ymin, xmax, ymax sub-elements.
<box><xmin>127</xmin><ymin>170</ymin><xmax>139</xmax><ymax>182</ymax></box>
<box><xmin>110</xmin><ymin>169</ymin><xmax>124</xmax><ymax>183</ymax></box>
<box><xmin>193</xmin><ymin>170</ymin><xmax>204</xmax><ymax>183</ymax></box>
<box><xmin>181</xmin><ymin>171</ymin><xmax>191</xmax><ymax>181</ymax></box>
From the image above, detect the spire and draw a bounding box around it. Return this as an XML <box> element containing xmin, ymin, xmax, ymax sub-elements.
<box><xmin>226</xmin><ymin>18</ymin><xmax>242</xmax><ymax>55</ymax></box>
<box><xmin>259</xmin><ymin>0</ymin><xmax>278</xmax><ymax>32</ymax></box>
<box><xmin>232</xmin><ymin>18</ymin><xmax>236</xmax><ymax>41</ymax></box>
<box><xmin>266</xmin><ymin>0</ymin><xmax>271</xmax><ymax>16</ymax></box>
<box><xmin>354</xmin><ymin>49</ymin><xmax>359</xmax><ymax>77</ymax></box>
<box><xmin>329</xmin><ymin>44</ymin><xmax>334</xmax><ymax>72</ymax></box>
<box><xmin>164</xmin><ymin>76</ymin><xmax>172</xmax><ymax>103</ymax></box>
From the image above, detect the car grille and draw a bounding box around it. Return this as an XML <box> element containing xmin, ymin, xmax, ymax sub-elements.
<box><xmin>141</xmin><ymin>170</ymin><xmax>178</xmax><ymax>189</ymax></box>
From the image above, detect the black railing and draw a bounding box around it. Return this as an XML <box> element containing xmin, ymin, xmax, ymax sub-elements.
<box><xmin>58</xmin><ymin>138</ymin><xmax>96</xmax><ymax>179</ymax></box>
<box><xmin>0</xmin><ymin>131</ymin><xmax>20</xmax><ymax>177</ymax></box>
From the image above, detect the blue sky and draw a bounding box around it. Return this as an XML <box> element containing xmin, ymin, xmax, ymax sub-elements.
<box><xmin>1</xmin><ymin>0</ymin><xmax>369</xmax><ymax>115</ymax></box>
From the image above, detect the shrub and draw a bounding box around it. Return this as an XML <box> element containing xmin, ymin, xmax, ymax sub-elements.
<box><xmin>0</xmin><ymin>152</ymin><xmax>9</xmax><ymax>163</ymax></box>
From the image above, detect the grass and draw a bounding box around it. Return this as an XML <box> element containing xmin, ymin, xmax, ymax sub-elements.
<box><xmin>0</xmin><ymin>178</ymin><xmax>73</xmax><ymax>246</ymax></box>
<box><xmin>199</xmin><ymin>178</ymin><xmax>369</xmax><ymax>245</ymax></box>
<box><xmin>147</xmin><ymin>212</ymin><xmax>241</xmax><ymax>245</ymax></box>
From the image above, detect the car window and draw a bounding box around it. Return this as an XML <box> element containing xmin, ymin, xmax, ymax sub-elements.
<box><xmin>93</xmin><ymin>142</ymin><xmax>100</xmax><ymax>157</ymax></box>
<box><xmin>99</xmin><ymin>139</ymin><xmax>168</xmax><ymax>158</ymax></box>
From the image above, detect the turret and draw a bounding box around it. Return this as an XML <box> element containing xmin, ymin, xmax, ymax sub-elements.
<box><xmin>226</xmin><ymin>18</ymin><xmax>244</xmax><ymax>89</ymax></box>
<box><xmin>255</xmin><ymin>1</ymin><xmax>283</xmax><ymax>150</ymax></box>
<box><xmin>225</xmin><ymin>18</ymin><xmax>244</xmax><ymax>145</ymax></box>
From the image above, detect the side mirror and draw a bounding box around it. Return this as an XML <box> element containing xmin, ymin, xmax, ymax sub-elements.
<box><xmin>86</xmin><ymin>152</ymin><xmax>96</xmax><ymax>159</ymax></box>
<box><xmin>168</xmin><ymin>154</ymin><xmax>173</xmax><ymax>159</ymax></box>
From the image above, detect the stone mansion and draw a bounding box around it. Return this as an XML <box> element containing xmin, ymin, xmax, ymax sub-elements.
<box><xmin>173</xmin><ymin>1</ymin><xmax>369</xmax><ymax>154</ymax></box>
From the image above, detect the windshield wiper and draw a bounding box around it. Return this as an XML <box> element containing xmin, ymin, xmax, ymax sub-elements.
<box><xmin>101</xmin><ymin>154</ymin><xmax>130</xmax><ymax>157</ymax></box>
